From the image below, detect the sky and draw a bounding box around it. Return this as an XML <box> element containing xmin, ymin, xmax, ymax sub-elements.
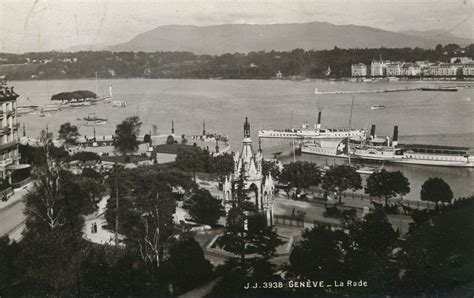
<box><xmin>0</xmin><ymin>0</ymin><xmax>472</xmax><ymax>53</ymax></box>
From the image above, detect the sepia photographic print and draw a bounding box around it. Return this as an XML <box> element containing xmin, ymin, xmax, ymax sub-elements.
<box><xmin>0</xmin><ymin>0</ymin><xmax>473</xmax><ymax>296</ymax></box>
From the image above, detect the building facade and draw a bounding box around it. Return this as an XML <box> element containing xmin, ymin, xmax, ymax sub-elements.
<box><xmin>385</xmin><ymin>62</ymin><xmax>401</xmax><ymax>76</ymax></box>
<box><xmin>351</xmin><ymin>63</ymin><xmax>367</xmax><ymax>77</ymax></box>
<box><xmin>401</xmin><ymin>63</ymin><xmax>421</xmax><ymax>77</ymax></box>
<box><xmin>370</xmin><ymin>60</ymin><xmax>387</xmax><ymax>77</ymax></box>
<box><xmin>436</xmin><ymin>63</ymin><xmax>463</xmax><ymax>77</ymax></box>
<box><xmin>0</xmin><ymin>78</ymin><xmax>22</xmax><ymax>184</ymax></box>
<box><xmin>462</xmin><ymin>62</ymin><xmax>474</xmax><ymax>76</ymax></box>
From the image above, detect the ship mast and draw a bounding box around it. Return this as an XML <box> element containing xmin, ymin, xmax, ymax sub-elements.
<box><xmin>95</xmin><ymin>72</ymin><xmax>99</xmax><ymax>97</ymax></box>
<box><xmin>348</xmin><ymin>96</ymin><xmax>355</xmax><ymax>165</ymax></box>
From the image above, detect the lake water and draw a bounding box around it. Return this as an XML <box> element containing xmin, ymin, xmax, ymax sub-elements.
<box><xmin>13</xmin><ymin>79</ymin><xmax>474</xmax><ymax>200</ymax></box>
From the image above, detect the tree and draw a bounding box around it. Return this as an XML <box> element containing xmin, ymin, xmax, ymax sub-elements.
<box><xmin>288</xmin><ymin>225</ymin><xmax>348</xmax><ymax>282</ymax></box>
<box><xmin>114</xmin><ymin>116</ymin><xmax>143</xmax><ymax>156</ymax></box>
<box><xmin>166</xmin><ymin>135</ymin><xmax>175</xmax><ymax>145</ymax></box>
<box><xmin>420</xmin><ymin>177</ymin><xmax>453</xmax><ymax>205</ymax></box>
<box><xmin>175</xmin><ymin>147</ymin><xmax>206</xmax><ymax>182</ymax></box>
<box><xmin>400</xmin><ymin>197</ymin><xmax>474</xmax><ymax>295</ymax></box>
<box><xmin>279</xmin><ymin>161</ymin><xmax>321</xmax><ymax>189</ymax></box>
<box><xmin>24</xmin><ymin>161</ymin><xmax>90</xmax><ymax>235</ymax></box>
<box><xmin>188</xmin><ymin>189</ymin><xmax>224</xmax><ymax>225</ymax></box>
<box><xmin>109</xmin><ymin>167</ymin><xmax>194</xmax><ymax>272</ymax></box>
<box><xmin>70</xmin><ymin>151</ymin><xmax>100</xmax><ymax>163</ymax></box>
<box><xmin>0</xmin><ymin>236</ymin><xmax>21</xmax><ymax>295</ymax></box>
<box><xmin>165</xmin><ymin>236</ymin><xmax>213</xmax><ymax>294</ymax></box>
<box><xmin>208</xmin><ymin>153</ymin><xmax>234</xmax><ymax>176</ymax></box>
<box><xmin>262</xmin><ymin>159</ymin><xmax>281</xmax><ymax>179</ymax></box>
<box><xmin>365</xmin><ymin>169</ymin><xmax>410</xmax><ymax>205</ymax></box>
<box><xmin>321</xmin><ymin>165</ymin><xmax>362</xmax><ymax>204</ymax></box>
<box><xmin>58</xmin><ymin>122</ymin><xmax>80</xmax><ymax>144</ymax></box>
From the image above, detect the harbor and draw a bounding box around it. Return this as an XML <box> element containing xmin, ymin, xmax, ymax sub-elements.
<box><xmin>12</xmin><ymin>78</ymin><xmax>474</xmax><ymax>201</ymax></box>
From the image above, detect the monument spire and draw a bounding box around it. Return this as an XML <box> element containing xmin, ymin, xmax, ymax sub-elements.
<box><xmin>244</xmin><ymin>117</ymin><xmax>250</xmax><ymax>138</ymax></box>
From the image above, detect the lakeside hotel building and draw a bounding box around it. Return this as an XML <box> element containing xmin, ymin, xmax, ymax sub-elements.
<box><xmin>0</xmin><ymin>78</ymin><xmax>24</xmax><ymax>184</ymax></box>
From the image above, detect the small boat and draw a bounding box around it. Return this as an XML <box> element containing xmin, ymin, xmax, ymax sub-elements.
<box><xmin>371</xmin><ymin>105</ymin><xmax>385</xmax><ymax>110</ymax></box>
<box><xmin>17</xmin><ymin>105</ymin><xmax>38</xmax><ymax>115</ymax></box>
<box><xmin>84</xmin><ymin>113</ymin><xmax>107</xmax><ymax>125</ymax></box>
<box><xmin>356</xmin><ymin>166</ymin><xmax>375</xmax><ymax>175</ymax></box>
<box><xmin>85</xmin><ymin>120</ymin><xmax>107</xmax><ymax>126</ymax></box>
<box><xmin>42</xmin><ymin>104</ymin><xmax>61</xmax><ymax>112</ymax></box>
<box><xmin>112</xmin><ymin>100</ymin><xmax>127</xmax><ymax>107</ymax></box>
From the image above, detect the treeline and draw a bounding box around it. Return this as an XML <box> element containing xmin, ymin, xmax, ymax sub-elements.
<box><xmin>1</xmin><ymin>43</ymin><xmax>473</xmax><ymax>80</ymax></box>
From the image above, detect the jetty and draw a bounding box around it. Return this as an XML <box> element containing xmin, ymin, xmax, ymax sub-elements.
<box><xmin>314</xmin><ymin>83</ymin><xmax>474</xmax><ymax>95</ymax></box>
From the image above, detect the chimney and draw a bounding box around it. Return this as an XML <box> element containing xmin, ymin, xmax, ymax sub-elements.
<box><xmin>392</xmin><ymin>125</ymin><xmax>399</xmax><ymax>146</ymax></box>
<box><xmin>317</xmin><ymin>111</ymin><xmax>322</xmax><ymax>130</ymax></box>
<box><xmin>370</xmin><ymin>124</ymin><xmax>376</xmax><ymax>139</ymax></box>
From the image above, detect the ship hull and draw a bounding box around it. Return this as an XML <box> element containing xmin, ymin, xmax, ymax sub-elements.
<box><xmin>258</xmin><ymin>129</ymin><xmax>366</xmax><ymax>140</ymax></box>
<box><xmin>302</xmin><ymin>145</ymin><xmax>474</xmax><ymax>168</ymax></box>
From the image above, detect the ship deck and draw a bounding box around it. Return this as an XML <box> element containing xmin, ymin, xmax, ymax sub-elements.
<box><xmin>398</xmin><ymin>143</ymin><xmax>471</xmax><ymax>155</ymax></box>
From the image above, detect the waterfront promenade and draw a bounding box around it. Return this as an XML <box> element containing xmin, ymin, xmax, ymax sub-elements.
<box><xmin>0</xmin><ymin>182</ymin><xmax>34</xmax><ymax>241</ymax></box>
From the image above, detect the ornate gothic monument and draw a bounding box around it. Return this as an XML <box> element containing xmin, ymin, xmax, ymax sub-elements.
<box><xmin>222</xmin><ymin>117</ymin><xmax>275</xmax><ymax>225</ymax></box>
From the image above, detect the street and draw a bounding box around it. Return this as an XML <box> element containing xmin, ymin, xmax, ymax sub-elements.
<box><xmin>0</xmin><ymin>184</ymin><xmax>33</xmax><ymax>241</ymax></box>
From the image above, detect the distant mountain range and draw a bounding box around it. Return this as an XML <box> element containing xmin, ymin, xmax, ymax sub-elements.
<box><xmin>400</xmin><ymin>29</ymin><xmax>472</xmax><ymax>46</ymax></box>
<box><xmin>85</xmin><ymin>22</ymin><xmax>472</xmax><ymax>54</ymax></box>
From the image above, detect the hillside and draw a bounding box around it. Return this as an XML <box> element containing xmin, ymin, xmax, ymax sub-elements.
<box><xmin>108</xmin><ymin>22</ymin><xmax>472</xmax><ymax>55</ymax></box>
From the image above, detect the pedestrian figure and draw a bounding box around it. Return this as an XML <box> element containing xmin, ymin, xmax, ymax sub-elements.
<box><xmin>292</xmin><ymin>208</ymin><xmax>295</xmax><ymax>217</ymax></box>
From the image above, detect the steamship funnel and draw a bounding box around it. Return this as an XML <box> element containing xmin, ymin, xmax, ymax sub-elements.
<box><xmin>392</xmin><ymin>125</ymin><xmax>399</xmax><ymax>146</ymax></box>
<box><xmin>317</xmin><ymin>111</ymin><xmax>322</xmax><ymax>130</ymax></box>
<box><xmin>370</xmin><ymin>124</ymin><xmax>376</xmax><ymax>139</ymax></box>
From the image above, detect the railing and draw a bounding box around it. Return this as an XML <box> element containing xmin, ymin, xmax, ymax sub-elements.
<box><xmin>274</xmin><ymin>214</ymin><xmax>305</xmax><ymax>227</ymax></box>
<box><xmin>0</xmin><ymin>187</ymin><xmax>12</xmax><ymax>201</ymax></box>
<box><xmin>0</xmin><ymin>158</ymin><xmax>13</xmax><ymax>167</ymax></box>
<box><xmin>0</xmin><ymin>127</ymin><xmax>11</xmax><ymax>135</ymax></box>
<box><xmin>0</xmin><ymin>141</ymin><xmax>17</xmax><ymax>151</ymax></box>
<box><xmin>12</xmin><ymin>177</ymin><xmax>32</xmax><ymax>189</ymax></box>
<box><xmin>0</xmin><ymin>111</ymin><xmax>14</xmax><ymax>118</ymax></box>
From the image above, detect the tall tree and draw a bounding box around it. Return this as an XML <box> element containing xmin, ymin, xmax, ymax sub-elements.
<box><xmin>365</xmin><ymin>169</ymin><xmax>411</xmax><ymax>205</ymax></box>
<box><xmin>187</xmin><ymin>189</ymin><xmax>225</xmax><ymax>225</ymax></box>
<box><xmin>175</xmin><ymin>147</ymin><xmax>206</xmax><ymax>182</ymax></box>
<box><xmin>279</xmin><ymin>161</ymin><xmax>321</xmax><ymax>189</ymax></box>
<box><xmin>400</xmin><ymin>197</ymin><xmax>474</xmax><ymax>295</ymax></box>
<box><xmin>288</xmin><ymin>225</ymin><xmax>348</xmax><ymax>282</ymax></box>
<box><xmin>58</xmin><ymin>122</ymin><xmax>80</xmax><ymax>144</ymax></box>
<box><xmin>113</xmin><ymin>116</ymin><xmax>143</xmax><ymax>157</ymax></box>
<box><xmin>321</xmin><ymin>165</ymin><xmax>362</xmax><ymax>203</ymax></box>
<box><xmin>165</xmin><ymin>236</ymin><xmax>213</xmax><ymax>295</ymax></box>
<box><xmin>262</xmin><ymin>158</ymin><xmax>281</xmax><ymax>180</ymax></box>
<box><xmin>420</xmin><ymin>177</ymin><xmax>453</xmax><ymax>205</ymax></box>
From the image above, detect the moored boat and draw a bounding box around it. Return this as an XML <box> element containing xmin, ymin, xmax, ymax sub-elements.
<box><xmin>371</xmin><ymin>104</ymin><xmax>385</xmax><ymax>110</ymax></box>
<box><xmin>83</xmin><ymin>113</ymin><xmax>108</xmax><ymax>126</ymax></box>
<box><xmin>258</xmin><ymin>111</ymin><xmax>366</xmax><ymax>140</ymax></box>
<box><xmin>112</xmin><ymin>100</ymin><xmax>127</xmax><ymax>107</ymax></box>
<box><xmin>302</xmin><ymin>125</ymin><xmax>474</xmax><ymax>167</ymax></box>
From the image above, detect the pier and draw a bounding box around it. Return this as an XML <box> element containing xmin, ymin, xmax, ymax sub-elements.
<box><xmin>314</xmin><ymin>83</ymin><xmax>474</xmax><ymax>95</ymax></box>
